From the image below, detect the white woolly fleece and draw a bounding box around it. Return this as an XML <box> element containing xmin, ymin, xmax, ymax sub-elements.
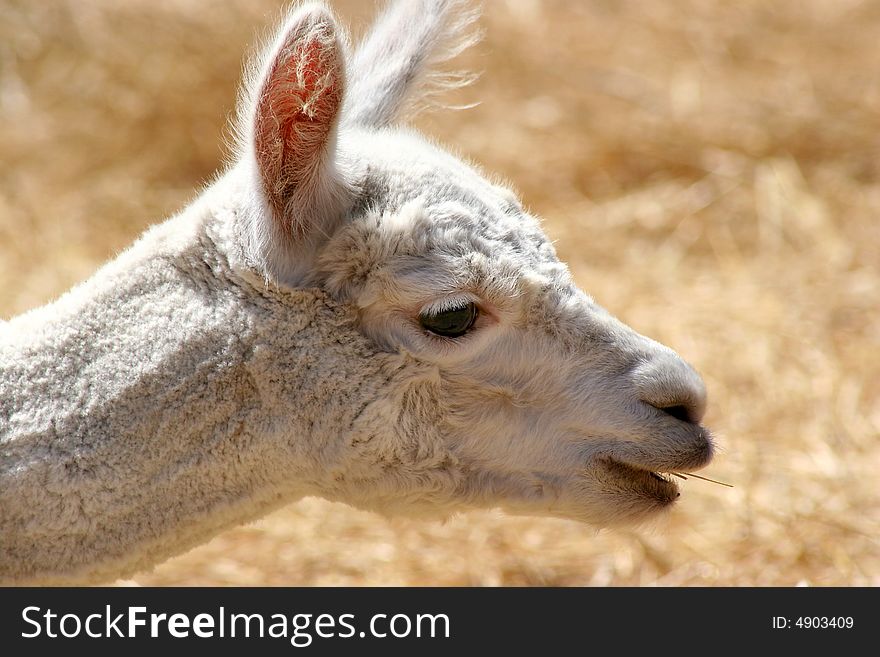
<box><xmin>0</xmin><ymin>192</ymin><xmax>415</xmax><ymax>583</ymax></box>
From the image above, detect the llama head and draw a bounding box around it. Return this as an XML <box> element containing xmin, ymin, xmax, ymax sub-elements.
<box><xmin>230</xmin><ymin>0</ymin><xmax>713</xmax><ymax>526</ymax></box>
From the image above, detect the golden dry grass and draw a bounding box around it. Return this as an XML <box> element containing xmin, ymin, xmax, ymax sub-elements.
<box><xmin>1</xmin><ymin>0</ymin><xmax>878</xmax><ymax>586</ymax></box>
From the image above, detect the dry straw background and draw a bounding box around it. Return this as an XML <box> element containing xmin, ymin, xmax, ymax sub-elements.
<box><xmin>2</xmin><ymin>0</ymin><xmax>878</xmax><ymax>586</ymax></box>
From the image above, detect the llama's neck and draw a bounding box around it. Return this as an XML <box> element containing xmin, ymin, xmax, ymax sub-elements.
<box><xmin>0</xmin><ymin>194</ymin><xmax>399</xmax><ymax>584</ymax></box>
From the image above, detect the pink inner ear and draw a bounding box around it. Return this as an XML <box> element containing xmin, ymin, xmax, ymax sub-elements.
<box><xmin>254</xmin><ymin>26</ymin><xmax>343</xmax><ymax>236</ymax></box>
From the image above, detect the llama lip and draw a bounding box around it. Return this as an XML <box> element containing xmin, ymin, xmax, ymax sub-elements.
<box><xmin>606</xmin><ymin>425</ymin><xmax>716</xmax><ymax>474</ymax></box>
<box><xmin>599</xmin><ymin>458</ymin><xmax>681</xmax><ymax>503</ymax></box>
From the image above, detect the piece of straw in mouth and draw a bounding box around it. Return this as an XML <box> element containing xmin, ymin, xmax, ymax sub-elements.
<box><xmin>672</xmin><ymin>472</ymin><xmax>734</xmax><ymax>487</ymax></box>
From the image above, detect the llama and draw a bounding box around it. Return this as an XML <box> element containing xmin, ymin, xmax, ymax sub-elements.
<box><xmin>0</xmin><ymin>0</ymin><xmax>713</xmax><ymax>585</ymax></box>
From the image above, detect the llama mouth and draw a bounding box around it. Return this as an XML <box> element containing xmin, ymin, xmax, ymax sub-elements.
<box><xmin>599</xmin><ymin>458</ymin><xmax>680</xmax><ymax>504</ymax></box>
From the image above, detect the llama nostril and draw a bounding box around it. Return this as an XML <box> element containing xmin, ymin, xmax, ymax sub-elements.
<box><xmin>655</xmin><ymin>403</ymin><xmax>694</xmax><ymax>424</ymax></box>
<box><xmin>633</xmin><ymin>349</ymin><xmax>708</xmax><ymax>424</ymax></box>
<box><xmin>643</xmin><ymin>394</ymin><xmax>705</xmax><ymax>425</ymax></box>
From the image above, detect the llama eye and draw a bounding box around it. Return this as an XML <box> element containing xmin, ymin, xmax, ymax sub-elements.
<box><xmin>419</xmin><ymin>302</ymin><xmax>478</xmax><ymax>338</ymax></box>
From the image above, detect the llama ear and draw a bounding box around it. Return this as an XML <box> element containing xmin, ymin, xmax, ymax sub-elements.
<box><xmin>247</xmin><ymin>4</ymin><xmax>346</xmax><ymax>238</ymax></box>
<box><xmin>345</xmin><ymin>0</ymin><xmax>479</xmax><ymax>128</ymax></box>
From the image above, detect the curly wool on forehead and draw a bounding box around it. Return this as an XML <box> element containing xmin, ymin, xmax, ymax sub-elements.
<box><xmin>320</xmin><ymin>197</ymin><xmax>572</xmax><ymax>307</ymax></box>
<box><xmin>335</xmin><ymin>128</ymin><xmax>567</xmax><ymax>268</ymax></box>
